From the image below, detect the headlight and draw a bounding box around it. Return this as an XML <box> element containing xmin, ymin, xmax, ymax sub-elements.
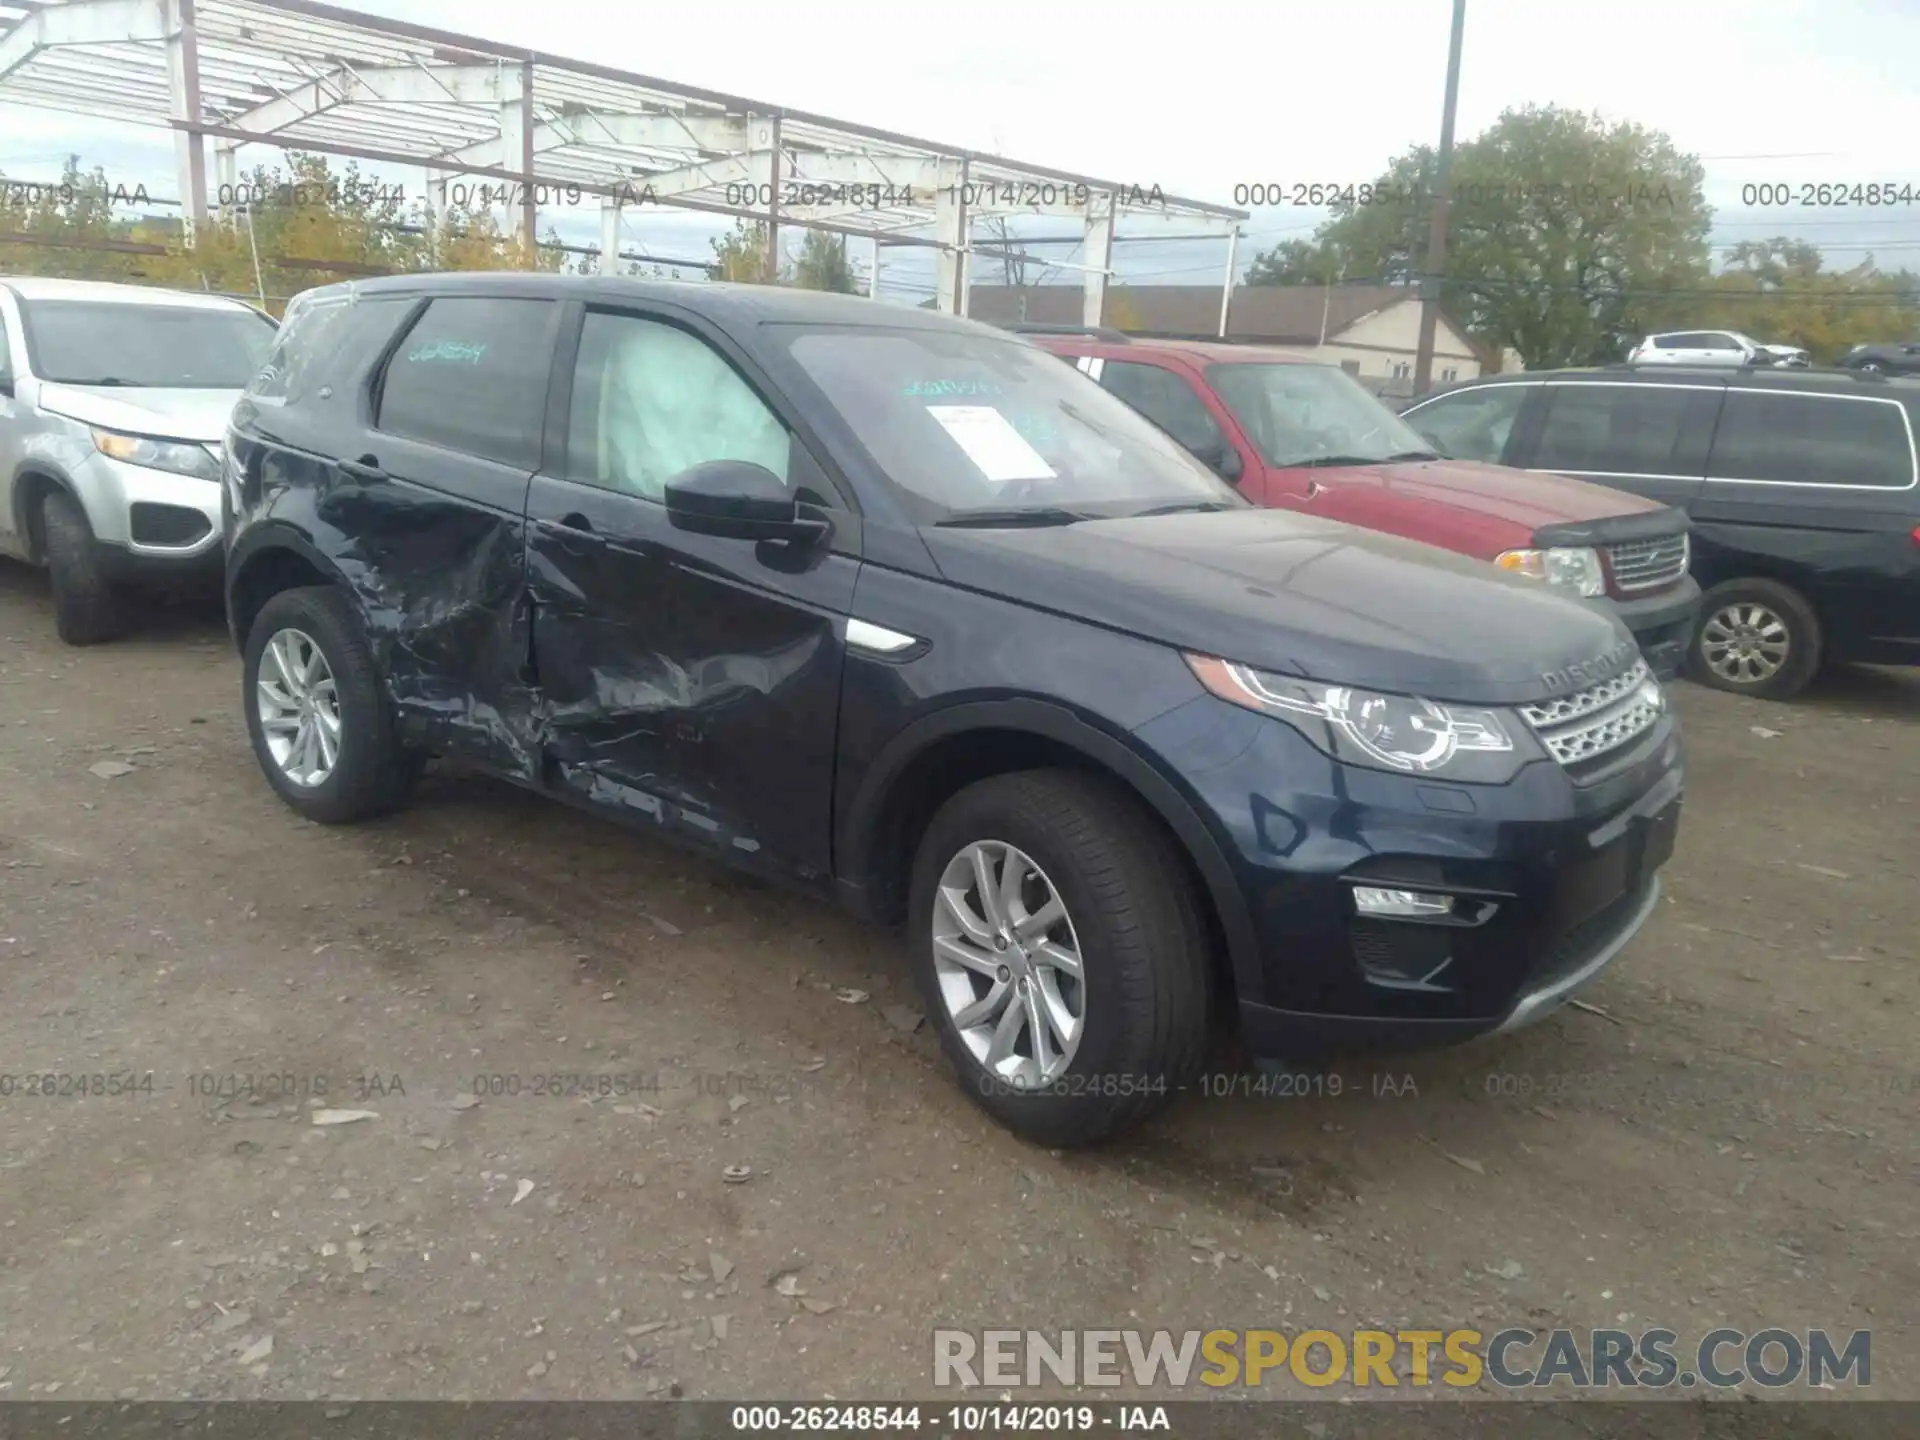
<box><xmin>1495</xmin><ymin>546</ymin><xmax>1605</xmax><ymax>598</ymax></box>
<box><xmin>91</xmin><ymin>429</ymin><xmax>221</xmax><ymax>482</ymax></box>
<box><xmin>1186</xmin><ymin>655</ymin><xmax>1535</xmax><ymax>783</ymax></box>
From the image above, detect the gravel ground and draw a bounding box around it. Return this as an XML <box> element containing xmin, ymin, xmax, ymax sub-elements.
<box><xmin>0</xmin><ymin>566</ymin><xmax>1914</xmax><ymax>1405</ymax></box>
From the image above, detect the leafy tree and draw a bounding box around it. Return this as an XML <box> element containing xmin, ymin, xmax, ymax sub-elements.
<box><xmin>1243</xmin><ymin>238</ymin><xmax>1350</xmax><ymax>287</ymax></box>
<box><xmin>1689</xmin><ymin>238</ymin><xmax>1917</xmax><ymax>362</ymax></box>
<box><xmin>1242</xmin><ymin>105</ymin><xmax>1713</xmax><ymax>367</ymax></box>
<box><xmin>711</xmin><ymin>219</ymin><xmax>775</xmax><ymax>282</ymax></box>
<box><xmin>791</xmin><ymin>229</ymin><xmax>858</xmax><ymax>293</ymax></box>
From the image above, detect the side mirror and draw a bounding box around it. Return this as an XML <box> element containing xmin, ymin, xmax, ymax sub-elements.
<box><xmin>0</xmin><ymin>374</ymin><xmax>13</xmax><ymax>398</ymax></box>
<box><xmin>664</xmin><ymin>459</ymin><xmax>827</xmax><ymax>543</ymax></box>
<box><xmin>1213</xmin><ymin>446</ymin><xmax>1243</xmax><ymax>483</ymax></box>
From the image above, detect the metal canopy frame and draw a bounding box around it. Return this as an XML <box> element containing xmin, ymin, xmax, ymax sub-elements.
<box><xmin>0</xmin><ymin>0</ymin><xmax>1246</xmax><ymax>320</ymax></box>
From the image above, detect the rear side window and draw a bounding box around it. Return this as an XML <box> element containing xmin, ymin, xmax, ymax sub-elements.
<box><xmin>1534</xmin><ymin>385</ymin><xmax>1695</xmax><ymax>474</ymax></box>
<box><xmin>1707</xmin><ymin>392</ymin><xmax>1915</xmax><ymax>489</ymax></box>
<box><xmin>376</xmin><ymin>298</ymin><xmax>555</xmax><ymax>469</ymax></box>
<box><xmin>1652</xmin><ymin>334</ymin><xmax>1696</xmax><ymax>350</ymax></box>
<box><xmin>1099</xmin><ymin>360</ymin><xmax>1225</xmax><ymax>455</ymax></box>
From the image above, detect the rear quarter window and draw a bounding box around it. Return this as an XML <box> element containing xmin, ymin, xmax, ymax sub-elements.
<box><xmin>248</xmin><ymin>291</ymin><xmax>411</xmax><ymax>406</ymax></box>
<box><xmin>1706</xmin><ymin>391</ymin><xmax>1916</xmax><ymax>489</ymax></box>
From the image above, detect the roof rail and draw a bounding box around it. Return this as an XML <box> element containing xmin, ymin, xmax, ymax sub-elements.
<box><xmin>999</xmin><ymin>322</ymin><xmax>1132</xmax><ymax>343</ymax></box>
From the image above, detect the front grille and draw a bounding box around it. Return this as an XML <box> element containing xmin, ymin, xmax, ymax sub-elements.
<box><xmin>1521</xmin><ymin>659</ymin><xmax>1664</xmax><ymax>773</ymax></box>
<box><xmin>1605</xmin><ymin>533</ymin><xmax>1689</xmax><ymax>593</ymax></box>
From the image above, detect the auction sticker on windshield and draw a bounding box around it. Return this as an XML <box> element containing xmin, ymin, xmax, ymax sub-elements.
<box><xmin>925</xmin><ymin>405</ymin><xmax>1058</xmax><ymax>484</ymax></box>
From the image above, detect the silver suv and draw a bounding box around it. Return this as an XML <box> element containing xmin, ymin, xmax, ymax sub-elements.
<box><xmin>0</xmin><ymin>277</ymin><xmax>278</xmax><ymax>643</ymax></box>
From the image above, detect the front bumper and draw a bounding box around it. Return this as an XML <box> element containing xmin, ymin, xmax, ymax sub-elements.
<box><xmin>1131</xmin><ymin>692</ymin><xmax>1685</xmax><ymax>1060</ymax></box>
<box><xmin>1608</xmin><ymin>575</ymin><xmax>1700</xmax><ymax>680</ymax></box>
<box><xmin>74</xmin><ymin>453</ymin><xmax>224</xmax><ymax>584</ymax></box>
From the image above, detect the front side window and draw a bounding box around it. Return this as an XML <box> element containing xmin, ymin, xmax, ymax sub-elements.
<box><xmin>1707</xmin><ymin>392</ymin><xmax>1914</xmax><ymax>489</ymax></box>
<box><xmin>0</xmin><ymin>313</ymin><xmax>12</xmax><ymax>384</ymax></box>
<box><xmin>1533</xmin><ymin>384</ymin><xmax>1694</xmax><ymax>474</ymax></box>
<box><xmin>1403</xmin><ymin>384</ymin><xmax>1530</xmax><ymax>465</ymax></box>
<box><xmin>19</xmin><ymin>299</ymin><xmax>277</xmax><ymax>388</ymax></box>
<box><xmin>376</xmin><ymin>297</ymin><xmax>554</xmax><ymax>470</ymax></box>
<box><xmin>1205</xmin><ymin>361</ymin><xmax>1437</xmax><ymax>469</ymax></box>
<box><xmin>566</xmin><ymin>311</ymin><xmax>791</xmax><ymax>501</ymax></box>
<box><xmin>1098</xmin><ymin>360</ymin><xmax>1227</xmax><ymax>456</ymax></box>
<box><xmin>779</xmin><ymin>326</ymin><xmax>1236</xmax><ymax>521</ymax></box>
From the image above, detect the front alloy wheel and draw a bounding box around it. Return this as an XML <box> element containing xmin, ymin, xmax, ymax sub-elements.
<box><xmin>931</xmin><ymin>840</ymin><xmax>1086</xmax><ymax>1089</ymax></box>
<box><xmin>256</xmin><ymin>627</ymin><xmax>343</xmax><ymax>786</ymax></box>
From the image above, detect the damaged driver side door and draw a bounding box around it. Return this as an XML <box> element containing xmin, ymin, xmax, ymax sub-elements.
<box><xmin>523</xmin><ymin>302</ymin><xmax>859</xmax><ymax>885</ymax></box>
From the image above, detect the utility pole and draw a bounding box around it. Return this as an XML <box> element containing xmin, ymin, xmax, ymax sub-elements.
<box><xmin>1413</xmin><ymin>0</ymin><xmax>1467</xmax><ymax>396</ymax></box>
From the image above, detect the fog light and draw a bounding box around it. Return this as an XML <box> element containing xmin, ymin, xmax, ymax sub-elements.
<box><xmin>1352</xmin><ymin>886</ymin><xmax>1455</xmax><ymax>918</ymax></box>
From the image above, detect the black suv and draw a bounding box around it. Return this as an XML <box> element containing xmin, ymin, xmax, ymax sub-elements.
<box><xmin>223</xmin><ymin>274</ymin><xmax>1684</xmax><ymax>1145</ymax></box>
<box><xmin>1402</xmin><ymin>366</ymin><xmax>1920</xmax><ymax>699</ymax></box>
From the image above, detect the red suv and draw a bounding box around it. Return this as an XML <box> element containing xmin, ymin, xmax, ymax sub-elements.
<box><xmin>1024</xmin><ymin>328</ymin><xmax>1701</xmax><ymax>677</ymax></box>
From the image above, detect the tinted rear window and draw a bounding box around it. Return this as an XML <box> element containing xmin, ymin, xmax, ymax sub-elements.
<box><xmin>20</xmin><ymin>299</ymin><xmax>277</xmax><ymax>388</ymax></box>
<box><xmin>1707</xmin><ymin>391</ymin><xmax>1915</xmax><ymax>488</ymax></box>
<box><xmin>376</xmin><ymin>297</ymin><xmax>554</xmax><ymax>469</ymax></box>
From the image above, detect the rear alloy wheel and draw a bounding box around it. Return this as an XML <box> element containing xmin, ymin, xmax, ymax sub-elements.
<box><xmin>243</xmin><ymin>586</ymin><xmax>423</xmax><ymax>823</ymax></box>
<box><xmin>1689</xmin><ymin>578</ymin><xmax>1821</xmax><ymax>700</ymax></box>
<box><xmin>909</xmin><ymin>770</ymin><xmax>1212</xmax><ymax>1147</ymax></box>
<box><xmin>256</xmin><ymin>627</ymin><xmax>343</xmax><ymax>788</ymax></box>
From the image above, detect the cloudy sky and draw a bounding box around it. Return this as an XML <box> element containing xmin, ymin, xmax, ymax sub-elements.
<box><xmin>4</xmin><ymin>0</ymin><xmax>1918</xmax><ymax>299</ymax></box>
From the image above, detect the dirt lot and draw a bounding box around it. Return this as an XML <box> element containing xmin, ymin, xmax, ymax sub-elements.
<box><xmin>0</xmin><ymin>562</ymin><xmax>1914</xmax><ymax>1406</ymax></box>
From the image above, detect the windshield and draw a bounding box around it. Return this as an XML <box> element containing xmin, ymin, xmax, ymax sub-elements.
<box><xmin>1207</xmin><ymin>361</ymin><xmax>1439</xmax><ymax>469</ymax></box>
<box><xmin>779</xmin><ymin>326</ymin><xmax>1243</xmax><ymax>522</ymax></box>
<box><xmin>20</xmin><ymin>300</ymin><xmax>279</xmax><ymax>388</ymax></box>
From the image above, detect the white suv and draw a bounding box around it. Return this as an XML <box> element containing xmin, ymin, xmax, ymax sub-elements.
<box><xmin>1628</xmin><ymin>330</ymin><xmax>1810</xmax><ymax>368</ymax></box>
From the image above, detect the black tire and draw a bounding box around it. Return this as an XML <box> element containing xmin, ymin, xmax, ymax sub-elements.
<box><xmin>41</xmin><ymin>490</ymin><xmax>124</xmax><ymax>646</ymax></box>
<box><xmin>1687</xmin><ymin>576</ymin><xmax>1822</xmax><ymax>700</ymax></box>
<box><xmin>242</xmin><ymin>585</ymin><xmax>423</xmax><ymax>824</ymax></box>
<box><xmin>907</xmin><ymin>769</ymin><xmax>1213</xmax><ymax>1147</ymax></box>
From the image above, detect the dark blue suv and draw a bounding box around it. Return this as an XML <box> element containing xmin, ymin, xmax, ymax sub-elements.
<box><xmin>223</xmin><ymin>274</ymin><xmax>1684</xmax><ymax>1145</ymax></box>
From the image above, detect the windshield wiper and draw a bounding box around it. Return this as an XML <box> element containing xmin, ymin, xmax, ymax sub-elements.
<box><xmin>1127</xmin><ymin>500</ymin><xmax>1238</xmax><ymax>517</ymax></box>
<box><xmin>1379</xmin><ymin>449</ymin><xmax>1442</xmax><ymax>463</ymax></box>
<box><xmin>935</xmin><ymin>506</ymin><xmax>1096</xmax><ymax>528</ymax></box>
<box><xmin>1290</xmin><ymin>454</ymin><xmax>1386</xmax><ymax>469</ymax></box>
<box><xmin>63</xmin><ymin>376</ymin><xmax>136</xmax><ymax>387</ymax></box>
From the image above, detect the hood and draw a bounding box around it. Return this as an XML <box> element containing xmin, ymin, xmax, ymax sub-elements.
<box><xmin>1293</xmin><ymin>458</ymin><xmax>1666</xmax><ymax>553</ymax></box>
<box><xmin>921</xmin><ymin>507</ymin><xmax>1636</xmax><ymax>707</ymax></box>
<box><xmin>35</xmin><ymin>384</ymin><xmax>241</xmax><ymax>445</ymax></box>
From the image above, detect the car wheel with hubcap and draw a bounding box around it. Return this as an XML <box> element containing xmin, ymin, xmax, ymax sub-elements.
<box><xmin>908</xmin><ymin>769</ymin><xmax>1212</xmax><ymax>1147</ymax></box>
<box><xmin>243</xmin><ymin>585</ymin><xmax>423</xmax><ymax>823</ymax></box>
<box><xmin>1687</xmin><ymin>577</ymin><xmax>1822</xmax><ymax>700</ymax></box>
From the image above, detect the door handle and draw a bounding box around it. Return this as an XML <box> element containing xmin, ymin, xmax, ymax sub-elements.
<box><xmin>338</xmin><ymin>455</ymin><xmax>386</xmax><ymax>485</ymax></box>
<box><xmin>558</xmin><ymin>512</ymin><xmax>595</xmax><ymax>533</ymax></box>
